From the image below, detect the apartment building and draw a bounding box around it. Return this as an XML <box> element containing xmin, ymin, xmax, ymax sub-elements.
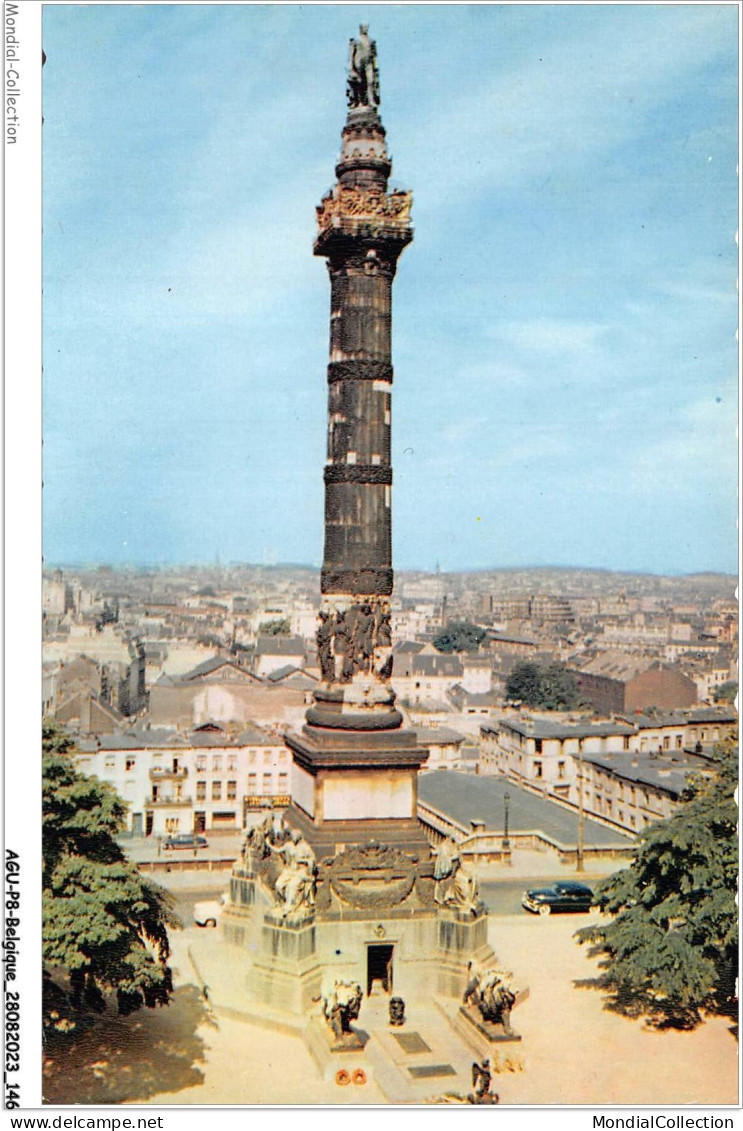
<box><xmin>74</xmin><ymin>723</ymin><xmax>292</xmax><ymax>837</ymax></box>
<box><xmin>479</xmin><ymin>707</ymin><xmax>735</xmax><ymax>835</ymax></box>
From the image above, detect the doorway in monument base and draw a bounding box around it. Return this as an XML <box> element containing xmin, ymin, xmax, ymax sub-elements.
<box><xmin>366</xmin><ymin>943</ymin><xmax>394</xmax><ymax>996</ymax></box>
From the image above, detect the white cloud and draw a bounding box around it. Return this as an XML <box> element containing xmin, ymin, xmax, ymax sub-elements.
<box><xmin>400</xmin><ymin>6</ymin><xmax>735</xmax><ymax>207</ymax></box>
<box><xmin>492</xmin><ymin>319</ymin><xmax>608</xmax><ymax>354</ymax></box>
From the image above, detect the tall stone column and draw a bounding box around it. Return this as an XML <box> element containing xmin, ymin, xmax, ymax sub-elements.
<box><xmin>285</xmin><ymin>27</ymin><xmax>429</xmax><ymax>859</ymax></box>
<box><xmin>309</xmin><ymin>27</ymin><xmax>413</xmax><ymax>732</ymax></box>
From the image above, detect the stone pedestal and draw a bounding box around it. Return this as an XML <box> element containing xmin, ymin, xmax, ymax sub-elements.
<box><xmin>304</xmin><ymin>1017</ymin><xmax>369</xmax><ymax>1081</ymax></box>
<box><xmin>458</xmin><ymin>1004</ymin><xmax>522</xmax><ymax>1044</ymax></box>
<box><xmin>286</xmin><ymin>723</ymin><xmax>431</xmax><ymax>861</ymax></box>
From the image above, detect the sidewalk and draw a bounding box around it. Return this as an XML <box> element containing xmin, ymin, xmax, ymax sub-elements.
<box><xmin>118</xmin><ymin>833</ymin><xmax>242</xmax><ymax>869</ymax></box>
<box><xmin>477</xmin><ymin>847</ymin><xmax>629</xmax><ymax>880</ymax></box>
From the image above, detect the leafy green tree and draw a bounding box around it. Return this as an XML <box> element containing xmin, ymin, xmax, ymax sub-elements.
<box><xmin>712</xmin><ymin>680</ymin><xmax>738</xmax><ymax>705</ymax></box>
<box><xmin>505</xmin><ymin>661</ymin><xmax>580</xmax><ymax>709</ymax></box>
<box><xmin>432</xmin><ymin>621</ymin><xmax>486</xmax><ymax>654</ymax></box>
<box><xmin>504</xmin><ymin>662</ymin><xmax>542</xmax><ymax>704</ymax></box>
<box><xmin>259</xmin><ymin>618</ymin><xmax>291</xmax><ymax>636</ymax></box>
<box><xmin>42</xmin><ymin>726</ymin><xmax>179</xmax><ymax>1028</ymax></box>
<box><xmin>577</xmin><ymin>737</ymin><xmax>738</xmax><ymax>1029</ymax></box>
<box><xmin>538</xmin><ymin>662</ymin><xmax>580</xmax><ymax>710</ymax></box>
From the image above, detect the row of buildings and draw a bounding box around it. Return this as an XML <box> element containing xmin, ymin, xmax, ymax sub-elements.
<box><xmin>71</xmin><ymin>719</ymin><xmax>473</xmax><ymax>837</ymax></box>
<box><xmin>44</xmin><ymin>568</ymin><xmax>736</xmax><ymax>852</ymax></box>
<box><xmin>66</xmin><ymin>702</ymin><xmax>735</xmax><ymax>841</ymax></box>
<box><xmin>479</xmin><ymin>706</ymin><xmax>736</xmax><ymax>834</ymax></box>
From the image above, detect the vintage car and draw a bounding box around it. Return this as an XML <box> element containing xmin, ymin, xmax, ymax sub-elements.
<box><xmin>163</xmin><ymin>833</ymin><xmax>208</xmax><ymax>851</ymax></box>
<box><xmin>193</xmin><ymin>894</ymin><xmax>228</xmax><ymax>928</ymax></box>
<box><xmin>521</xmin><ymin>880</ymin><xmax>594</xmax><ymax>915</ymax></box>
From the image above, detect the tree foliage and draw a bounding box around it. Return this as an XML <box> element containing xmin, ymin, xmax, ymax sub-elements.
<box><xmin>712</xmin><ymin>680</ymin><xmax>738</xmax><ymax>705</ymax></box>
<box><xmin>433</xmin><ymin>621</ymin><xmax>486</xmax><ymax>654</ymax></box>
<box><xmin>42</xmin><ymin>726</ymin><xmax>179</xmax><ymax>1029</ymax></box>
<box><xmin>505</xmin><ymin>661</ymin><xmax>581</xmax><ymax>710</ymax></box>
<box><xmin>577</xmin><ymin>737</ymin><xmax>738</xmax><ymax>1029</ymax></box>
<box><xmin>259</xmin><ymin>618</ymin><xmax>291</xmax><ymax>636</ymax></box>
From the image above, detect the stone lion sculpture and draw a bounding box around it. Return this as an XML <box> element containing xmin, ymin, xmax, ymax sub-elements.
<box><xmin>321</xmin><ymin>980</ymin><xmax>363</xmax><ymax>1040</ymax></box>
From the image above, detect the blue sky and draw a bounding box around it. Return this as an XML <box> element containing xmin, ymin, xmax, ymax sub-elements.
<box><xmin>42</xmin><ymin>3</ymin><xmax>739</xmax><ymax>574</ymax></box>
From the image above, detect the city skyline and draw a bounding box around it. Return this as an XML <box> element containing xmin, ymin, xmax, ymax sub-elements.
<box><xmin>42</xmin><ymin>4</ymin><xmax>739</xmax><ymax>576</ymax></box>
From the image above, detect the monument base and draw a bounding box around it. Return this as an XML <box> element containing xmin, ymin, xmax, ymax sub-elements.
<box><xmin>304</xmin><ymin>1017</ymin><xmax>369</xmax><ymax>1081</ymax></box>
<box><xmin>458</xmin><ymin>1004</ymin><xmax>522</xmax><ymax>1043</ymax></box>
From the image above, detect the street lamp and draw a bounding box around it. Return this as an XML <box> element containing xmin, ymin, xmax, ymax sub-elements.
<box><xmin>502</xmin><ymin>791</ymin><xmax>511</xmax><ymax>851</ymax></box>
<box><xmin>576</xmin><ymin>746</ymin><xmax>585</xmax><ymax>873</ymax></box>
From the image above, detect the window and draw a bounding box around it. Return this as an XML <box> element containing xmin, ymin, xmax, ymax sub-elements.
<box><xmin>533</xmin><ymin>761</ymin><xmax>543</xmax><ymax>779</ymax></box>
<box><xmin>196</xmin><ymin>781</ymin><xmax>206</xmax><ymax>801</ymax></box>
<box><xmin>262</xmin><ymin>772</ymin><xmax>272</xmax><ymax>794</ymax></box>
<box><xmin>212</xmin><ymin>780</ymin><xmax>222</xmax><ymax>801</ymax></box>
<box><xmin>663</xmin><ymin>736</ymin><xmax>670</xmax><ymax>750</ymax></box>
<box><xmin>279</xmin><ymin>750</ymin><xmax>288</xmax><ymax>763</ymax></box>
<box><xmin>676</xmin><ymin>736</ymin><xmax>683</xmax><ymax>749</ymax></box>
<box><xmin>165</xmin><ymin>817</ymin><xmax>179</xmax><ymax>832</ymax></box>
<box><xmin>125</xmin><ymin>758</ymin><xmax>136</xmax><ymax>772</ymax></box>
<box><xmin>263</xmin><ymin>750</ymin><xmax>273</xmax><ymax>764</ymax></box>
<box><xmin>249</xmin><ymin>750</ymin><xmax>257</xmax><ymax>764</ymax></box>
<box><xmin>248</xmin><ymin>773</ymin><xmax>257</xmax><ymax>793</ymax></box>
<box><xmin>557</xmin><ymin>761</ymin><xmax>565</xmax><ymax>780</ymax></box>
<box><xmin>105</xmin><ymin>757</ymin><xmax>115</xmax><ymax>771</ymax></box>
<box><xmin>227</xmin><ymin>755</ymin><xmax>237</xmax><ymax>771</ymax></box>
<box><xmin>623</xmin><ymin>736</ymin><xmax>630</xmax><ymax>751</ymax></box>
<box><xmin>535</xmin><ymin>739</ymin><xmax>542</xmax><ymax>754</ymax></box>
<box><xmin>278</xmin><ymin>772</ymin><xmax>289</xmax><ymax>793</ymax></box>
<box><xmin>196</xmin><ymin>755</ymin><xmax>206</xmax><ymax>771</ymax></box>
<box><xmin>227</xmin><ymin>780</ymin><xmax>237</xmax><ymax>800</ymax></box>
<box><xmin>212</xmin><ymin>755</ymin><xmax>222</xmax><ymax>771</ymax></box>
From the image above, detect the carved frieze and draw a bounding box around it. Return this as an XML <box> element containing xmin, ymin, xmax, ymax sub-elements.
<box><xmin>326</xmin><ymin>841</ymin><xmax>418</xmax><ymax>909</ymax></box>
<box><xmin>316</xmin><ymin>187</ymin><xmax>413</xmax><ymax>234</ymax></box>
<box><xmin>323</xmin><ymin>464</ymin><xmax>392</xmax><ymax>485</ymax></box>
<box><xmin>342</xmin><ymin>119</ymin><xmax>387</xmax><ymax>141</ymax></box>
<box><xmin>327</xmin><ymin>360</ymin><xmax>393</xmax><ymax>384</ymax></box>
<box><xmin>316</xmin><ymin>596</ymin><xmax>394</xmax><ymax>684</ymax></box>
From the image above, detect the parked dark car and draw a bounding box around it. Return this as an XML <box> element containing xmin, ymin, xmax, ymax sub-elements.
<box><xmin>163</xmin><ymin>834</ymin><xmax>208</xmax><ymax>851</ymax></box>
<box><xmin>521</xmin><ymin>881</ymin><xmax>594</xmax><ymax>915</ymax></box>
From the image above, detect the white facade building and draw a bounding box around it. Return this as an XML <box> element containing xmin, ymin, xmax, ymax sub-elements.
<box><xmin>74</xmin><ymin>725</ymin><xmax>293</xmax><ymax>837</ymax></box>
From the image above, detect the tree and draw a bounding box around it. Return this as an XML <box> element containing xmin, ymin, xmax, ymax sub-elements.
<box><xmin>576</xmin><ymin>737</ymin><xmax>738</xmax><ymax>1029</ymax></box>
<box><xmin>432</xmin><ymin>621</ymin><xmax>486</xmax><ymax>654</ymax></box>
<box><xmin>42</xmin><ymin>726</ymin><xmax>179</xmax><ymax>1029</ymax></box>
<box><xmin>504</xmin><ymin>662</ymin><xmax>542</xmax><ymax>704</ymax></box>
<box><xmin>538</xmin><ymin>662</ymin><xmax>581</xmax><ymax>710</ymax></box>
<box><xmin>505</xmin><ymin>661</ymin><xmax>580</xmax><ymax>710</ymax></box>
<box><xmin>712</xmin><ymin>680</ymin><xmax>737</xmax><ymax>705</ymax></box>
<box><xmin>259</xmin><ymin>618</ymin><xmax>291</xmax><ymax>636</ymax></box>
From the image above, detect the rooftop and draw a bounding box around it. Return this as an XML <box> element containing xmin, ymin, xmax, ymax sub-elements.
<box><xmin>414</xmin><ymin>726</ymin><xmax>466</xmax><ymax>745</ymax></box>
<box><xmin>573</xmin><ymin>650</ymin><xmax>651</xmax><ymax>680</ymax></box>
<box><xmin>418</xmin><ymin>771</ymin><xmax>633</xmax><ymax>850</ymax></box>
<box><xmin>254</xmin><ymin>635</ymin><xmax>306</xmax><ymax>656</ymax></box>
<box><xmin>617</xmin><ymin>706</ymin><xmax>737</xmax><ymax>729</ymax></box>
<box><xmin>482</xmin><ymin>717</ymin><xmax>635</xmax><ymax>741</ymax></box>
<box><xmin>76</xmin><ymin>723</ymin><xmax>282</xmax><ymax>751</ymax></box>
<box><xmin>581</xmin><ymin>750</ymin><xmax>708</xmax><ymax>797</ymax></box>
